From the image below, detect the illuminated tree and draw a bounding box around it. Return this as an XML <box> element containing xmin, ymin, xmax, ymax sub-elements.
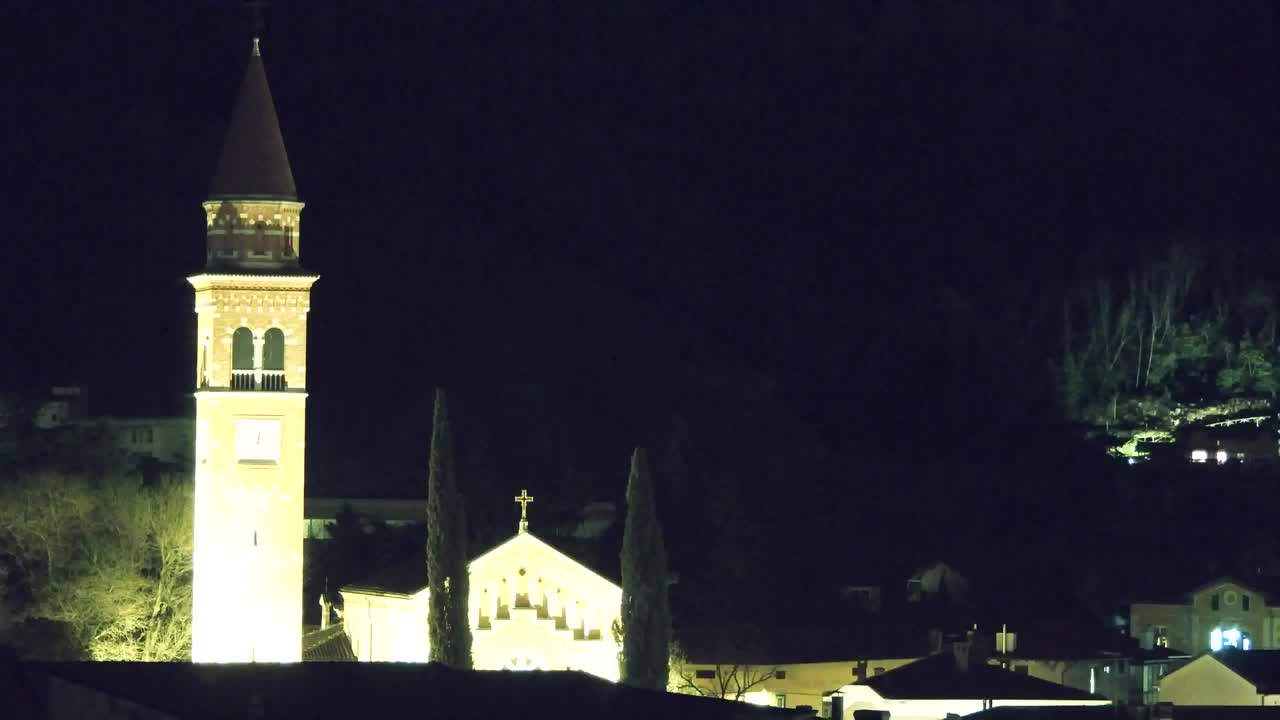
<box><xmin>425</xmin><ymin>388</ymin><xmax>472</xmax><ymax>668</ymax></box>
<box><xmin>620</xmin><ymin>447</ymin><xmax>671</xmax><ymax>689</ymax></box>
<box><xmin>0</xmin><ymin>471</ymin><xmax>192</xmax><ymax>660</ymax></box>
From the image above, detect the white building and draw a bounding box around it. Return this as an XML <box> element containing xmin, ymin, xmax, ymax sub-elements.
<box><xmin>340</xmin><ymin>505</ymin><xmax>622</xmax><ymax>681</ymax></box>
<box><xmin>828</xmin><ymin>645</ymin><xmax>1109</xmax><ymax>720</ymax></box>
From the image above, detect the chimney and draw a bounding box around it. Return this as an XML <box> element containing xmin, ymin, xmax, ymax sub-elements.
<box><xmin>319</xmin><ymin>592</ymin><xmax>331</xmax><ymax>630</ymax></box>
<box><xmin>952</xmin><ymin>640</ymin><xmax>971</xmax><ymax>673</ymax></box>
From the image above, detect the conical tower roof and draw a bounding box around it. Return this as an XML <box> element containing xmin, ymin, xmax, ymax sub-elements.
<box><xmin>209</xmin><ymin>39</ymin><xmax>297</xmax><ymax>200</ymax></box>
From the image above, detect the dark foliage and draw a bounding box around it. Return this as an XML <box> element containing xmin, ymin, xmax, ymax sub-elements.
<box><xmin>620</xmin><ymin>448</ymin><xmax>670</xmax><ymax>689</ymax></box>
<box><xmin>425</xmin><ymin>389</ymin><xmax>472</xmax><ymax>668</ymax></box>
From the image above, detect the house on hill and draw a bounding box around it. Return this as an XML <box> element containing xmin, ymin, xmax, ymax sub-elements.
<box><xmin>1158</xmin><ymin>648</ymin><xmax>1280</xmax><ymax>706</ymax></box>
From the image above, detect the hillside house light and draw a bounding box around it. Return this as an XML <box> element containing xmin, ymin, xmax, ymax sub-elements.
<box><xmin>1191</xmin><ymin>450</ymin><xmax>1208</xmax><ymax>463</ymax></box>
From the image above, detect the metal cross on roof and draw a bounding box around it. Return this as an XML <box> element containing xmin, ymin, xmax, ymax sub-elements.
<box><xmin>514</xmin><ymin>489</ymin><xmax>534</xmax><ymax>534</ymax></box>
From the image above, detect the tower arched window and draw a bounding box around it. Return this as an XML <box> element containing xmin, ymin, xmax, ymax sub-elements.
<box><xmin>262</xmin><ymin>328</ymin><xmax>286</xmax><ymax>390</ymax></box>
<box><xmin>232</xmin><ymin>327</ymin><xmax>255</xmax><ymax>390</ymax></box>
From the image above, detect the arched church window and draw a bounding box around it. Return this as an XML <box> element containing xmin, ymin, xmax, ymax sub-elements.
<box><xmin>232</xmin><ymin>327</ymin><xmax>254</xmax><ymax>390</ymax></box>
<box><xmin>262</xmin><ymin>328</ymin><xmax>286</xmax><ymax>390</ymax></box>
<box><xmin>263</xmin><ymin>329</ymin><xmax>285</xmax><ymax>371</ymax></box>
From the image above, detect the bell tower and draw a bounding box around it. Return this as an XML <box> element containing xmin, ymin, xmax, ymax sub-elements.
<box><xmin>189</xmin><ymin>36</ymin><xmax>317</xmax><ymax>663</ymax></box>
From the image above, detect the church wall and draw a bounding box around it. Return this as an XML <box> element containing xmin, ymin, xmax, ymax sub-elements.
<box><xmin>339</xmin><ymin>591</ymin><xmax>429</xmax><ymax>663</ymax></box>
<box><xmin>472</xmin><ymin>610</ymin><xmax>619</xmax><ymax>679</ymax></box>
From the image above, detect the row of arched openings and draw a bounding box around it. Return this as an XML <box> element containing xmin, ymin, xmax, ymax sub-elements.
<box><xmin>230</xmin><ymin>327</ymin><xmax>286</xmax><ymax>390</ymax></box>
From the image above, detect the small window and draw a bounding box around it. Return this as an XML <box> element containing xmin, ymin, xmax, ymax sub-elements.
<box><xmin>774</xmin><ymin>670</ymin><xmax>787</xmax><ymax>679</ymax></box>
<box><xmin>874</xmin><ymin>667</ymin><xmax>885</xmax><ymax>676</ymax></box>
<box><xmin>1244</xmin><ymin>594</ymin><xmax>1252</xmax><ymax>611</ymax></box>
<box><xmin>1211</xmin><ymin>594</ymin><xmax>1220</xmax><ymax>611</ymax></box>
<box><xmin>1014</xmin><ymin>665</ymin><xmax>1029</xmax><ymax>675</ymax></box>
<box><xmin>1153</xmin><ymin>626</ymin><xmax>1169</xmax><ymax>648</ymax></box>
<box><xmin>695</xmin><ymin>669</ymin><xmax>716</xmax><ymax>679</ymax></box>
<box><xmin>774</xmin><ymin>694</ymin><xmax>786</xmax><ymax>708</ymax></box>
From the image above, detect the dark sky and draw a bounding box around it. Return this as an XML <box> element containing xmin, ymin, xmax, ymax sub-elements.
<box><xmin>3</xmin><ymin>1</ymin><xmax>1279</xmax><ymax>511</ymax></box>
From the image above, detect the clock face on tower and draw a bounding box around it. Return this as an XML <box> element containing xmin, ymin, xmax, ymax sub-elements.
<box><xmin>236</xmin><ymin>418</ymin><xmax>282</xmax><ymax>464</ymax></box>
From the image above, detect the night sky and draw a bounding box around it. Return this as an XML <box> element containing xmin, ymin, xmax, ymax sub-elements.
<box><xmin>5</xmin><ymin>3</ymin><xmax>1280</xmax><ymax>608</ymax></box>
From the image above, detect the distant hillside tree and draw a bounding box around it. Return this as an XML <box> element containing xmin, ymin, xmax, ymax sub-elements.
<box><xmin>425</xmin><ymin>388</ymin><xmax>472</xmax><ymax>668</ymax></box>
<box><xmin>1057</xmin><ymin>243</ymin><xmax>1280</xmax><ymax>427</ymax></box>
<box><xmin>620</xmin><ymin>447</ymin><xmax>671</xmax><ymax>689</ymax></box>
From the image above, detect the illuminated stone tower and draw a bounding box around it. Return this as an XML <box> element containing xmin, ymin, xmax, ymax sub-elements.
<box><xmin>189</xmin><ymin>37</ymin><xmax>317</xmax><ymax>663</ymax></box>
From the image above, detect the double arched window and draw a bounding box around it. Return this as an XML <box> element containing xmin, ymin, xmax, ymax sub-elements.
<box><xmin>229</xmin><ymin>327</ymin><xmax>287</xmax><ymax>390</ymax></box>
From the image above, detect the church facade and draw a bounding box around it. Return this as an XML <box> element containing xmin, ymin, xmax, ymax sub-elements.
<box><xmin>189</xmin><ymin>38</ymin><xmax>318</xmax><ymax>663</ymax></box>
<box><xmin>340</xmin><ymin>496</ymin><xmax>623</xmax><ymax>681</ymax></box>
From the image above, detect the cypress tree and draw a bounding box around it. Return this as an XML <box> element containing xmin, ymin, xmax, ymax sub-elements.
<box><xmin>426</xmin><ymin>387</ymin><xmax>472</xmax><ymax>668</ymax></box>
<box><xmin>620</xmin><ymin>447</ymin><xmax>671</xmax><ymax>689</ymax></box>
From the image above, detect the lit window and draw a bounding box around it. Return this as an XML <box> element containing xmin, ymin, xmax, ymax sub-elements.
<box><xmin>1211</xmin><ymin>628</ymin><xmax>1223</xmax><ymax>651</ymax></box>
<box><xmin>1216</xmin><ymin>449</ymin><xmax>1229</xmax><ymax>464</ymax></box>
<box><xmin>1191</xmin><ymin>449</ymin><xmax>1209</xmax><ymax>462</ymax></box>
<box><xmin>1223</xmin><ymin>628</ymin><xmax>1242</xmax><ymax>648</ymax></box>
<box><xmin>1244</xmin><ymin>636</ymin><xmax>1253</xmax><ymax>651</ymax></box>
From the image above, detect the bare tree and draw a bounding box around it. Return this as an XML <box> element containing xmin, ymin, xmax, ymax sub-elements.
<box><xmin>0</xmin><ymin>471</ymin><xmax>192</xmax><ymax>660</ymax></box>
<box><xmin>670</xmin><ymin>643</ymin><xmax>781</xmax><ymax>702</ymax></box>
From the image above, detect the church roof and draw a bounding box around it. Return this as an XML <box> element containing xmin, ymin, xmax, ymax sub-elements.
<box><xmin>28</xmin><ymin>662</ymin><xmax>811</xmax><ymax>720</ymax></box>
<box><xmin>209</xmin><ymin>39</ymin><xmax>297</xmax><ymax>200</ymax></box>
<box><xmin>301</xmin><ymin>624</ymin><xmax>356</xmax><ymax>662</ymax></box>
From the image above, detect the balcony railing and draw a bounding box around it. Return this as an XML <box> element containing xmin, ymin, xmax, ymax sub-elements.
<box><xmin>230</xmin><ymin>369</ymin><xmax>287</xmax><ymax>391</ymax></box>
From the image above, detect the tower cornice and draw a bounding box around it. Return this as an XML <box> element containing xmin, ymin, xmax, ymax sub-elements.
<box><xmin>187</xmin><ymin>273</ymin><xmax>320</xmax><ymax>292</ymax></box>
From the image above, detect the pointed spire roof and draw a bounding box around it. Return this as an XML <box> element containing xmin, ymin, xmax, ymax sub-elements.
<box><xmin>209</xmin><ymin>38</ymin><xmax>297</xmax><ymax>200</ymax></box>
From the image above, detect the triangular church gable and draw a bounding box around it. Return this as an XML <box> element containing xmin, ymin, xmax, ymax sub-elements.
<box><xmin>470</xmin><ymin>532</ymin><xmax>620</xmax><ymax>597</ymax></box>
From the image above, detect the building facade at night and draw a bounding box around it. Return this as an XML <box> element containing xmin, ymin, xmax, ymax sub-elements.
<box><xmin>1130</xmin><ymin>577</ymin><xmax>1280</xmax><ymax>655</ymax></box>
<box><xmin>189</xmin><ymin>38</ymin><xmax>318</xmax><ymax>663</ymax></box>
